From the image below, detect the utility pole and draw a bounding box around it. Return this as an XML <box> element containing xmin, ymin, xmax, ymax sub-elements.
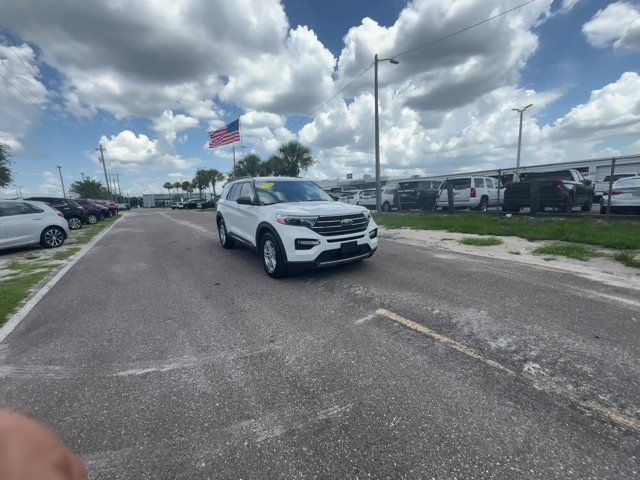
<box><xmin>97</xmin><ymin>144</ymin><xmax>112</xmax><ymax>200</ymax></box>
<box><xmin>113</xmin><ymin>172</ymin><xmax>124</xmax><ymax>201</ymax></box>
<box><xmin>374</xmin><ymin>54</ymin><xmax>399</xmax><ymax>213</ymax></box>
<box><xmin>513</xmin><ymin>104</ymin><xmax>533</xmax><ymax>181</ymax></box>
<box><xmin>56</xmin><ymin>165</ymin><xmax>66</xmax><ymax>198</ymax></box>
<box><xmin>17</xmin><ymin>186</ymin><xmax>22</xmax><ymax>198</ymax></box>
<box><xmin>81</xmin><ymin>172</ymin><xmax>85</xmax><ymax>181</ymax></box>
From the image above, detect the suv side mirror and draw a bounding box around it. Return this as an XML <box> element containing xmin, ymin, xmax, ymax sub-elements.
<box><xmin>583</xmin><ymin>179</ymin><xmax>592</xmax><ymax>186</ymax></box>
<box><xmin>330</xmin><ymin>194</ymin><xmax>339</xmax><ymax>201</ymax></box>
<box><xmin>236</xmin><ymin>196</ymin><xmax>253</xmax><ymax>205</ymax></box>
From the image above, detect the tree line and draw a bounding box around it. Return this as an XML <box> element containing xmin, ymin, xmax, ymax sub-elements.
<box><xmin>162</xmin><ymin>140</ymin><xmax>315</xmax><ymax>200</ymax></box>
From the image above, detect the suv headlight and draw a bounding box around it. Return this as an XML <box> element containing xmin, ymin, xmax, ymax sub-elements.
<box><xmin>276</xmin><ymin>214</ymin><xmax>318</xmax><ymax>227</ymax></box>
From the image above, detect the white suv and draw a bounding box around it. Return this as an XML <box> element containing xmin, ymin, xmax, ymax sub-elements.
<box><xmin>436</xmin><ymin>176</ymin><xmax>502</xmax><ymax>211</ymax></box>
<box><xmin>216</xmin><ymin>177</ymin><xmax>378</xmax><ymax>277</ymax></box>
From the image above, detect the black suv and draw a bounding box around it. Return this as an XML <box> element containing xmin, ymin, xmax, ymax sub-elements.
<box><xmin>25</xmin><ymin>197</ymin><xmax>86</xmax><ymax>230</ymax></box>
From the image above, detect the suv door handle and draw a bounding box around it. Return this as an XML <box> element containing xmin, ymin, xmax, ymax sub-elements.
<box><xmin>32</xmin><ymin>218</ymin><xmax>43</xmax><ymax>220</ymax></box>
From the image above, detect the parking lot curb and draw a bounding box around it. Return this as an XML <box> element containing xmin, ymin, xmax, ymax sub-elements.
<box><xmin>0</xmin><ymin>217</ymin><xmax>122</xmax><ymax>344</ymax></box>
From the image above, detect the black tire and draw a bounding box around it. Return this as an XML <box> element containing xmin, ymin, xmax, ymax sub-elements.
<box><xmin>217</xmin><ymin>218</ymin><xmax>235</xmax><ymax>249</ymax></box>
<box><xmin>86</xmin><ymin>213</ymin><xmax>98</xmax><ymax>224</ymax></box>
<box><xmin>503</xmin><ymin>205</ymin><xmax>519</xmax><ymax>213</ymax></box>
<box><xmin>599</xmin><ymin>205</ymin><xmax>606</xmax><ymax>215</ymax></box>
<box><xmin>381</xmin><ymin>202</ymin><xmax>391</xmax><ymax>212</ymax></box>
<box><xmin>40</xmin><ymin>226</ymin><xmax>66</xmax><ymax>248</ymax></box>
<box><xmin>581</xmin><ymin>197</ymin><xmax>593</xmax><ymax>212</ymax></box>
<box><xmin>68</xmin><ymin>216</ymin><xmax>82</xmax><ymax>230</ymax></box>
<box><xmin>478</xmin><ymin>197</ymin><xmax>488</xmax><ymax>212</ymax></box>
<box><xmin>260</xmin><ymin>232</ymin><xmax>288</xmax><ymax>278</ymax></box>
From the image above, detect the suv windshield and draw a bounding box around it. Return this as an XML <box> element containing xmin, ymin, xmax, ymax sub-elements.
<box><xmin>254</xmin><ymin>180</ymin><xmax>333</xmax><ymax>205</ymax></box>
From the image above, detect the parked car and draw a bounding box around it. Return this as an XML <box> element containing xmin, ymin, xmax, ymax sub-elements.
<box><xmin>74</xmin><ymin>199</ymin><xmax>105</xmax><ymax>224</ymax></box>
<box><xmin>397</xmin><ymin>180</ymin><xmax>440</xmax><ymax>210</ymax></box>
<box><xmin>25</xmin><ymin>196</ymin><xmax>86</xmax><ymax>230</ymax></box>
<box><xmin>91</xmin><ymin>199</ymin><xmax>118</xmax><ymax>216</ymax></box>
<box><xmin>337</xmin><ymin>191</ymin><xmax>359</xmax><ymax>204</ymax></box>
<box><xmin>436</xmin><ymin>176</ymin><xmax>501</xmax><ymax>211</ymax></box>
<box><xmin>594</xmin><ymin>173</ymin><xmax>637</xmax><ymax>202</ymax></box>
<box><xmin>0</xmin><ymin>200</ymin><xmax>70</xmax><ymax>250</ymax></box>
<box><xmin>185</xmin><ymin>199</ymin><xmax>201</xmax><ymax>209</ymax></box>
<box><xmin>198</xmin><ymin>199</ymin><xmax>216</xmax><ymax>209</ymax></box>
<box><xmin>502</xmin><ymin>169</ymin><xmax>594</xmax><ymax>213</ymax></box>
<box><xmin>356</xmin><ymin>188</ymin><xmax>397</xmax><ymax>212</ymax></box>
<box><xmin>599</xmin><ymin>176</ymin><xmax>640</xmax><ymax>214</ymax></box>
<box><xmin>116</xmin><ymin>203</ymin><xmax>131</xmax><ymax>210</ymax></box>
<box><xmin>216</xmin><ymin>177</ymin><xmax>378</xmax><ymax>278</ymax></box>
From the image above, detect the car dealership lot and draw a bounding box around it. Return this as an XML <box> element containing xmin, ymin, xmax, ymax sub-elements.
<box><xmin>0</xmin><ymin>209</ymin><xmax>638</xmax><ymax>479</ymax></box>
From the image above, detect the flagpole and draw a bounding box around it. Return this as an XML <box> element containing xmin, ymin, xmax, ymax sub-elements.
<box><xmin>232</xmin><ymin>145</ymin><xmax>236</xmax><ymax>171</ymax></box>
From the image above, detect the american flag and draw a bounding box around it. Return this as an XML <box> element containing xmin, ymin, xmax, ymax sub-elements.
<box><xmin>208</xmin><ymin>119</ymin><xmax>241</xmax><ymax>148</ymax></box>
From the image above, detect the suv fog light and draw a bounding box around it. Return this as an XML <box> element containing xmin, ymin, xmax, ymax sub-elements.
<box><xmin>295</xmin><ymin>239</ymin><xmax>320</xmax><ymax>250</ymax></box>
<box><xmin>369</xmin><ymin>229</ymin><xmax>378</xmax><ymax>239</ymax></box>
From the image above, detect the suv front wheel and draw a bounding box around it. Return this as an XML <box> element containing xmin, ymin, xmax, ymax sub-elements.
<box><xmin>260</xmin><ymin>232</ymin><xmax>287</xmax><ymax>278</ymax></box>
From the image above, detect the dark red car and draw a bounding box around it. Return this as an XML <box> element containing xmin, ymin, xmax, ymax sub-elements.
<box><xmin>91</xmin><ymin>199</ymin><xmax>119</xmax><ymax>217</ymax></box>
<box><xmin>74</xmin><ymin>199</ymin><xmax>106</xmax><ymax>224</ymax></box>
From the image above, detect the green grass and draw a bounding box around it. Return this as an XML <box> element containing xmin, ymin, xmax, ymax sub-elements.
<box><xmin>52</xmin><ymin>247</ymin><xmax>81</xmax><ymax>260</ymax></box>
<box><xmin>532</xmin><ymin>244</ymin><xmax>598</xmax><ymax>261</ymax></box>
<box><xmin>0</xmin><ymin>271</ymin><xmax>51</xmax><ymax>322</ymax></box>
<box><xmin>68</xmin><ymin>215</ymin><xmax>119</xmax><ymax>245</ymax></box>
<box><xmin>374</xmin><ymin>213</ymin><xmax>640</xmax><ymax>250</ymax></box>
<box><xmin>615</xmin><ymin>251</ymin><xmax>640</xmax><ymax>269</ymax></box>
<box><xmin>460</xmin><ymin>236</ymin><xmax>503</xmax><ymax>246</ymax></box>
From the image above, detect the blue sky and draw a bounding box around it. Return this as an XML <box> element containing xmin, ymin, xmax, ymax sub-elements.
<box><xmin>1</xmin><ymin>0</ymin><xmax>639</xmax><ymax>197</ymax></box>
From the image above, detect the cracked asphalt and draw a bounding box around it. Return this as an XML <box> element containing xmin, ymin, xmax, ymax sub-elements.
<box><xmin>1</xmin><ymin>209</ymin><xmax>639</xmax><ymax>479</ymax></box>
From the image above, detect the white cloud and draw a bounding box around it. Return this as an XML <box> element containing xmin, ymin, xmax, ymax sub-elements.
<box><xmin>582</xmin><ymin>2</ymin><xmax>640</xmax><ymax>50</ymax></box>
<box><xmin>98</xmin><ymin>130</ymin><xmax>191</xmax><ymax>171</ymax></box>
<box><xmin>38</xmin><ymin>170</ymin><xmax>63</xmax><ymax>195</ymax></box>
<box><xmin>151</xmin><ymin>110</ymin><xmax>199</xmax><ymax>146</ymax></box>
<box><xmin>545</xmin><ymin>72</ymin><xmax>640</xmax><ymax>141</ymax></box>
<box><xmin>0</xmin><ymin>41</ymin><xmax>48</xmax><ymax>150</ymax></box>
<box><xmin>559</xmin><ymin>0</ymin><xmax>583</xmax><ymax>14</ymax></box>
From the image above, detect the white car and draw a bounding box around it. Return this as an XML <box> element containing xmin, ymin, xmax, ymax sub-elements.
<box><xmin>594</xmin><ymin>173</ymin><xmax>637</xmax><ymax>202</ymax></box>
<box><xmin>599</xmin><ymin>176</ymin><xmax>640</xmax><ymax>214</ymax></box>
<box><xmin>216</xmin><ymin>177</ymin><xmax>378</xmax><ymax>277</ymax></box>
<box><xmin>357</xmin><ymin>187</ymin><xmax>396</xmax><ymax>212</ymax></box>
<box><xmin>0</xmin><ymin>200</ymin><xmax>70</xmax><ymax>250</ymax></box>
<box><xmin>436</xmin><ymin>176</ymin><xmax>502</xmax><ymax>211</ymax></box>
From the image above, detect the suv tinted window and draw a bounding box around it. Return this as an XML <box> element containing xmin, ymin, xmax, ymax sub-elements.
<box><xmin>474</xmin><ymin>178</ymin><xmax>485</xmax><ymax>188</ymax></box>
<box><xmin>0</xmin><ymin>202</ymin><xmax>43</xmax><ymax>216</ymax></box>
<box><xmin>442</xmin><ymin>178</ymin><xmax>471</xmax><ymax>190</ymax></box>
<box><xmin>240</xmin><ymin>182</ymin><xmax>255</xmax><ymax>202</ymax></box>
<box><xmin>485</xmin><ymin>178</ymin><xmax>494</xmax><ymax>188</ymax></box>
<box><xmin>227</xmin><ymin>183</ymin><xmax>242</xmax><ymax>202</ymax></box>
<box><xmin>525</xmin><ymin>171</ymin><xmax>573</xmax><ymax>181</ymax></box>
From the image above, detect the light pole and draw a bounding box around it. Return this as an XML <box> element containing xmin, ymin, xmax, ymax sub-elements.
<box><xmin>512</xmin><ymin>104</ymin><xmax>533</xmax><ymax>181</ymax></box>
<box><xmin>56</xmin><ymin>165</ymin><xmax>66</xmax><ymax>198</ymax></box>
<box><xmin>81</xmin><ymin>172</ymin><xmax>85</xmax><ymax>181</ymax></box>
<box><xmin>374</xmin><ymin>53</ymin><xmax>399</xmax><ymax>213</ymax></box>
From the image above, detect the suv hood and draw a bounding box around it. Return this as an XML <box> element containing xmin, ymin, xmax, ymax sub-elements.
<box><xmin>272</xmin><ymin>201</ymin><xmax>368</xmax><ymax>216</ymax></box>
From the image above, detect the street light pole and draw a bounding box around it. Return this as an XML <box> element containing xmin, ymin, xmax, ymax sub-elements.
<box><xmin>374</xmin><ymin>54</ymin><xmax>399</xmax><ymax>213</ymax></box>
<box><xmin>81</xmin><ymin>172</ymin><xmax>85</xmax><ymax>181</ymax></box>
<box><xmin>56</xmin><ymin>165</ymin><xmax>66</xmax><ymax>198</ymax></box>
<box><xmin>512</xmin><ymin>104</ymin><xmax>533</xmax><ymax>181</ymax></box>
<box><xmin>97</xmin><ymin>143</ymin><xmax>112</xmax><ymax>200</ymax></box>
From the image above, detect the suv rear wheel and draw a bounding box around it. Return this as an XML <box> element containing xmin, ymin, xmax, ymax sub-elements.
<box><xmin>260</xmin><ymin>232</ymin><xmax>287</xmax><ymax>278</ymax></box>
<box><xmin>217</xmin><ymin>218</ymin><xmax>235</xmax><ymax>249</ymax></box>
<box><xmin>478</xmin><ymin>197</ymin><xmax>488</xmax><ymax>212</ymax></box>
<box><xmin>86</xmin><ymin>213</ymin><xmax>98</xmax><ymax>224</ymax></box>
<box><xmin>381</xmin><ymin>201</ymin><xmax>391</xmax><ymax>212</ymax></box>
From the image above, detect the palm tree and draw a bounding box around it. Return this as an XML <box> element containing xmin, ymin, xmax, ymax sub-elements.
<box><xmin>173</xmin><ymin>181</ymin><xmax>181</xmax><ymax>198</ymax></box>
<box><xmin>272</xmin><ymin>141</ymin><xmax>315</xmax><ymax>177</ymax></box>
<box><xmin>181</xmin><ymin>180</ymin><xmax>191</xmax><ymax>199</ymax></box>
<box><xmin>208</xmin><ymin>169</ymin><xmax>225</xmax><ymax>196</ymax></box>
<box><xmin>194</xmin><ymin>169</ymin><xmax>210</xmax><ymax>199</ymax></box>
<box><xmin>163</xmin><ymin>182</ymin><xmax>173</xmax><ymax>203</ymax></box>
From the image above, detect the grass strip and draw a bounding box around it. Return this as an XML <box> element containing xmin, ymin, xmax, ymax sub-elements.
<box><xmin>460</xmin><ymin>236</ymin><xmax>503</xmax><ymax>246</ymax></box>
<box><xmin>0</xmin><ymin>271</ymin><xmax>52</xmax><ymax>323</ymax></box>
<box><xmin>532</xmin><ymin>244</ymin><xmax>598</xmax><ymax>261</ymax></box>
<box><xmin>374</xmin><ymin>213</ymin><xmax>640</xmax><ymax>250</ymax></box>
<box><xmin>615</xmin><ymin>251</ymin><xmax>640</xmax><ymax>269</ymax></box>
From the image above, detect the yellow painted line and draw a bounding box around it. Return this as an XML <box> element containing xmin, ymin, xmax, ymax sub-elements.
<box><xmin>375</xmin><ymin>308</ymin><xmax>640</xmax><ymax>434</ymax></box>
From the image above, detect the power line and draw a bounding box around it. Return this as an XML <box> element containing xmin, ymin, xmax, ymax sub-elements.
<box><xmin>0</xmin><ymin>70</ymin><xmax>93</xmax><ymax>151</ymax></box>
<box><xmin>391</xmin><ymin>0</ymin><xmax>539</xmax><ymax>59</ymax></box>
<box><xmin>288</xmin><ymin>64</ymin><xmax>373</xmax><ymax>131</ymax></box>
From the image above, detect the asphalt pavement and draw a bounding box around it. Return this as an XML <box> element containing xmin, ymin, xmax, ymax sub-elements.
<box><xmin>1</xmin><ymin>209</ymin><xmax>639</xmax><ymax>479</ymax></box>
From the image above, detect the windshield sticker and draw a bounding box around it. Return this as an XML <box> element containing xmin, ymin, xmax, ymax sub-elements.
<box><xmin>257</xmin><ymin>182</ymin><xmax>274</xmax><ymax>189</ymax></box>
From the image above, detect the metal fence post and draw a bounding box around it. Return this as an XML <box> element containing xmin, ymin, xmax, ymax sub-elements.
<box><xmin>496</xmin><ymin>169</ymin><xmax>502</xmax><ymax>212</ymax></box>
<box><xmin>606</xmin><ymin>158</ymin><xmax>616</xmax><ymax>219</ymax></box>
<box><xmin>530</xmin><ymin>181</ymin><xmax>539</xmax><ymax>217</ymax></box>
<box><xmin>447</xmin><ymin>184</ymin><xmax>455</xmax><ymax>213</ymax></box>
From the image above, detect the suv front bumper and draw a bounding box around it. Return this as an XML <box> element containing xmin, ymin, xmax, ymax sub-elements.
<box><xmin>275</xmin><ymin>220</ymin><xmax>379</xmax><ymax>268</ymax></box>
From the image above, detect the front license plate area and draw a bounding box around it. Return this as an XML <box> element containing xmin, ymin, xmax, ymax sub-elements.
<box><xmin>341</xmin><ymin>241</ymin><xmax>358</xmax><ymax>255</ymax></box>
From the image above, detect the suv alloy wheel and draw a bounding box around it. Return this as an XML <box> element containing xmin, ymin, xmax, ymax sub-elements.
<box><xmin>260</xmin><ymin>232</ymin><xmax>287</xmax><ymax>278</ymax></box>
<box><xmin>68</xmin><ymin>216</ymin><xmax>82</xmax><ymax>230</ymax></box>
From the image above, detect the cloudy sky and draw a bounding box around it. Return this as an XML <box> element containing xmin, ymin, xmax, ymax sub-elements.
<box><xmin>1</xmin><ymin>0</ymin><xmax>639</xmax><ymax>196</ymax></box>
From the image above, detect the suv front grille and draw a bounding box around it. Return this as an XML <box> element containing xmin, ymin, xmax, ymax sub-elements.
<box><xmin>310</xmin><ymin>213</ymin><xmax>369</xmax><ymax>237</ymax></box>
